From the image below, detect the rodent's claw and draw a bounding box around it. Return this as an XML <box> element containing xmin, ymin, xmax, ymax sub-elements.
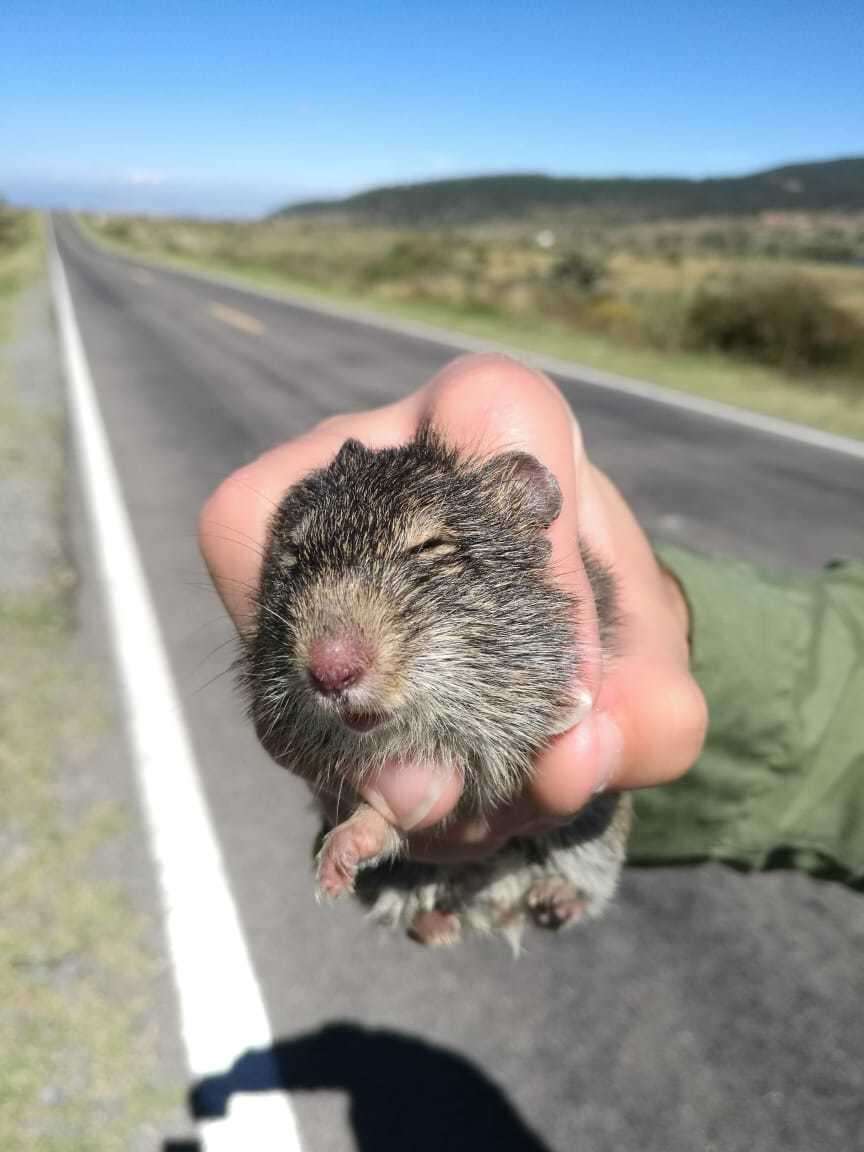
<box><xmin>409</xmin><ymin>909</ymin><xmax>462</xmax><ymax>948</ymax></box>
<box><xmin>527</xmin><ymin>876</ymin><xmax>587</xmax><ymax>930</ymax></box>
<box><xmin>315</xmin><ymin>845</ymin><xmax>358</xmax><ymax>902</ymax></box>
<box><xmin>315</xmin><ymin>803</ymin><xmax>403</xmax><ymax>903</ymax></box>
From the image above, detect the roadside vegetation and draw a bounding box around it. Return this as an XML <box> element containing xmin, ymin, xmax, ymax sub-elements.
<box><xmin>84</xmin><ymin>206</ymin><xmax>864</xmax><ymax>440</ymax></box>
<box><xmin>0</xmin><ymin>207</ymin><xmax>174</xmax><ymax>1150</ymax></box>
<box><xmin>0</xmin><ymin>209</ymin><xmax>38</xmax><ymax>338</ymax></box>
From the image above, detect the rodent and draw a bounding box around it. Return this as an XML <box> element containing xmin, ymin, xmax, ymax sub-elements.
<box><xmin>243</xmin><ymin>424</ymin><xmax>631</xmax><ymax>949</ymax></box>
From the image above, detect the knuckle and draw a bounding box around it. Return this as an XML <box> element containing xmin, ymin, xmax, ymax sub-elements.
<box><xmin>452</xmin><ymin>350</ymin><xmax>537</xmax><ymax>379</ymax></box>
<box><xmin>436</xmin><ymin>352</ymin><xmax>554</xmax><ymax>407</ymax></box>
<box><xmin>429</xmin><ymin>352</ymin><xmax>577</xmax><ymax>457</ymax></box>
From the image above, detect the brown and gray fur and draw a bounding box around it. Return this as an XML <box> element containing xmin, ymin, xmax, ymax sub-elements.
<box><xmin>243</xmin><ymin>425</ymin><xmax>631</xmax><ymax>949</ymax></box>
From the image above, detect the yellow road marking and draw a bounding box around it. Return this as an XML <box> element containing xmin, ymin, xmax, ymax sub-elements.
<box><xmin>208</xmin><ymin>301</ymin><xmax>264</xmax><ymax>335</ymax></box>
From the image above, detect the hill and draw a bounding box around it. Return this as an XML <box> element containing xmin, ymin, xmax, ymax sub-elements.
<box><xmin>278</xmin><ymin>157</ymin><xmax>864</xmax><ymax>226</ymax></box>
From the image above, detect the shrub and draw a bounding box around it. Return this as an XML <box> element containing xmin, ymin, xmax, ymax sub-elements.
<box><xmin>796</xmin><ymin>238</ymin><xmax>860</xmax><ymax>264</ymax></box>
<box><xmin>99</xmin><ymin>217</ymin><xmax>134</xmax><ymax>243</ymax></box>
<box><xmin>682</xmin><ymin>275</ymin><xmax>864</xmax><ymax>373</ymax></box>
<box><xmin>360</xmin><ymin>236</ymin><xmax>451</xmax><ymax>285</ymax></box>
<box><xmin>549</xmin><ymin>250</ymin><xmax>607</xmax><ymax>294</ymax></box>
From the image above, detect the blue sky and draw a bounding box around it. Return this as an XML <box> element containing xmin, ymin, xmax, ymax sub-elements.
<box><xmin>2</xmin><ymin>0</ymin><xmax>862</xmax><ymax>216</ymax></box>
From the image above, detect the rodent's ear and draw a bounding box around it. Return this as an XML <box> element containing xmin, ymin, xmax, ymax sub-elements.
<box><xmin>333</xmin><ymin>438</ymin><xmax>366</xmax><ymax>466</ymax></box>
<box><xmin>483</xmin><ymin>451</ymin><xmax>562</xmax><ymax>529</ymax></box>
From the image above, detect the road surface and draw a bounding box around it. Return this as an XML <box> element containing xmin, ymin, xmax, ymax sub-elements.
<box><xmin>54</xmin><ymin>216</ymin><xmax>864</xmax><ymax>1152</ymax></box>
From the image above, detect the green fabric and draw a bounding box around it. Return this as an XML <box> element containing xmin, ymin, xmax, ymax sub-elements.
<box><xmin>629</xmin><ymin>546</ymin><xmax>864</xmax><ymax>883</ymax></box>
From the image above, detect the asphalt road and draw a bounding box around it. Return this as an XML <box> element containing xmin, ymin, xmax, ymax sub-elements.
<box><xmin>55</xmin><ymin>216</ymin><xmax>864</xmax><ymax>1152</ymax></box>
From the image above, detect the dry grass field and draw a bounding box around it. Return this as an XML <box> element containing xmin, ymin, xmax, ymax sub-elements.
<box><xmin>84</xmin><ymin>210</ymin><xmax>864</xmax><ymax>439</ymax></box>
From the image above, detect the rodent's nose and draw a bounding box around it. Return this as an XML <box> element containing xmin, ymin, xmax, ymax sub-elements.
<box><xmin>307</xmin><ymin>634</ymin><xmax>369</xmax><ymax>696</ymax></box>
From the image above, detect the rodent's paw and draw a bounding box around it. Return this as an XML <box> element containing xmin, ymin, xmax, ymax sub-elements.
<box><xmin>316</xmin><ymin>844</ymin><xmax>358</xmax><ymax>901</ymax></box>
<box><xmin>526</xmin><ymin>877</ymin><xmax>588</xmax><ymax>930</ymax></box>
<box><xmin>315</xmin><ymin>804</ymin><xmax>403</xmax><ymax>903</ymax></box>
<box><xmin>408</xmin><ymin>909</ymin><xmax>462</xmax><ymax>948</ymax></box>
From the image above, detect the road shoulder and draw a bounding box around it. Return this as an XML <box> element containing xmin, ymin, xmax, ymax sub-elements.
<box><xmin>0</xmin><ymin>218</ymin><xmax>193</xmax><ymax>1150</ymax></box>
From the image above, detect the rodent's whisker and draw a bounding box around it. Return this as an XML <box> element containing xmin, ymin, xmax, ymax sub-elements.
<box><xmin>195</xmin><ymin>632</ymin><xmax>243</xmax><ymax>667</ymax></box>
<box><xmin>191</xmin><ymin>663</ymin><xmax>241</xmax><ymax>697</ymax></box>
<box><xmin>199</xmin><ymin>572</ymin><xmax>266</xmax><ymax>600</ymax></box>
<box><xmin>202</xmin><ymin>519</ymin><xmax>268</xmax><ymax>550</ymax></box>
<box><xmin>334</xmin><ymin>773</ymin><xmax>347</xmax><ymax>826</ymax></box>
<box><xmin>181</xmin><ymin>578</ymin><xmax>240</xmax><ymax>603</ymax></box>
<box><xmin>200</xmin><ymin>531</ymin><xmax>268</xmax><ymax>561</ymax></box>
<box><xmin>222</xmin><ymin>475</ymin><xmax>282</xmax><ymax>512</ymax></box>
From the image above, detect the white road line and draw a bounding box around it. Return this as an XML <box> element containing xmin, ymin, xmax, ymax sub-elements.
<box><xmin>75</xmin><ymin>219</ymin><xmax>864</xmax><ymax>462</ymax></box>
<box><xmin>48</xmin><ymin>224</ymin><xmax>303</xmax><ymax>1150</ymax></box>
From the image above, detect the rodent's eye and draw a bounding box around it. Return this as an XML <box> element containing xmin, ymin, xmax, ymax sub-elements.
<box><xmin>409</xmin><ymin>536</ymin><xmax>458</xmax><ymax>558</ymax></box>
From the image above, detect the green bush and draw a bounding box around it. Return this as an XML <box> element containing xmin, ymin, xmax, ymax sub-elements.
<box><xmin>360</xmin><ymin>236</ymin><xmax>451</xmax><ymax>284</ymax></box>
<box><xmin>682</xmin><ymin>275</ymin><xmax>864</xmax><ymax>373</ymax></box>
<box><xmin>549</xmin><ymin>250</ymin><xmax>607</xmax><ymax>293</ymax></box>
<box><xmin>796</xmin><ymin>238</ymin><xmax>861</xmax><ymax>264</ymax></box>
<box><xmin>99</xmin><ymin>218</ymin><xmax>134</xmax><ymax>243</ymax></box>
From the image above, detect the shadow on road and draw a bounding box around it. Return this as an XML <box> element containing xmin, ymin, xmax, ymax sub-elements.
<box><xmin>182</xmin><ymin>1021</ymin><xmax>552</xmax><ymax>1151</ymax></box>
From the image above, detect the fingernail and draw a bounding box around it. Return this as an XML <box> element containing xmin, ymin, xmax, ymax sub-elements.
<box><xmin>402</xmin><ymin>770</ymin><xmax>448</xmax><ymax>830</ymax></box>
<box><xmin>552</xmin><ymin>687</ymin><xmax>593</xmax><ymax>735</ymax></box>
<box><xmin>365</xmin><ymin>763</ymin><xmax>452</xmax><ymax>831</ymax></box>
<box><xmin>591</xmin><ymin>713</ymin><xmax>623</xmax><ymax>794</ymax></box>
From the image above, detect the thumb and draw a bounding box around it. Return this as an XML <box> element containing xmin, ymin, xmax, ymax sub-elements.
<box><xmin>361</xmin><ymin>759</ymin><xmax>464</xmax><ymax>832</ymax></box>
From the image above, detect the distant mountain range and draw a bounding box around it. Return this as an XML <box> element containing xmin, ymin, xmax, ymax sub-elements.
<box><xmin>278</xmin><ymin>157</ymin><xmax>864</xmax><ymax>226</ymax></box>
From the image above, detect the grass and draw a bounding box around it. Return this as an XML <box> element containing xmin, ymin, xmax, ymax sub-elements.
<box><xmin>81</xmin><ymin>212</ymin><xmax>864</xmax><ymax>441</ymax></box>
<box><xmin>0</xmin><ymin>213</ymin><xmax>40</xmax><ymax>339</ymax></box>
<box><xmin>0</xmin><ymin>211</ymin><xmax>177</xmax><ymax>1150</ymax></box>
<box><xmin>0</xmin><ymin>591</ymin><xmax>172</xmax><ymax>1151</ymax></box>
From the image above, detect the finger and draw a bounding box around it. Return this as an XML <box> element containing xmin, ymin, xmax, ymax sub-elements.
<box><xmin>360</xmin><ymin>759</ymin><xmax>465</xmax><ymax>832</ymax></box>
<box><xmin>405</xmin><ymin>809</ymin><xmax>564</xmax><ymax>864</ymax></box>
<box><xmin>420</xmin><ymin>353</ymin><xmax>604</xmax><ymax>698</ymax></box>
<box><xmin>525</xmin><ymin>659</ymin><xmax>707</xmax><ymax>819</ymax></box>
<box><xmin>198</xmin><ymin>458</ymin><xmax>276</xmax><ymax>634</ymax></box>
<box><xmin>405</xmin><ymin>829</ymin><xmax>511</xmax><ymax>864</ymax></box>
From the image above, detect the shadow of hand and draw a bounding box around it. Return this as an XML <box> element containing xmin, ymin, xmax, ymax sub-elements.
<box><xmin>189</xmin><ymin>1021</ymin><xmax>552</xmax><ymax>1152</ymax></box>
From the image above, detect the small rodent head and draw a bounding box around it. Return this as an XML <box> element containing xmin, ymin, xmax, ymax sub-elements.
<box><xmin>246</xmin><ymin>425</ymin><xmax>577</xmax><ymax>808</ymax></box>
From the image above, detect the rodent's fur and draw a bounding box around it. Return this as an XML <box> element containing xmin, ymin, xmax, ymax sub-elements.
<box><xmin>244</xmin><ymin>424</ymin><xmax>630</xmax><ymax>947</ymax></box>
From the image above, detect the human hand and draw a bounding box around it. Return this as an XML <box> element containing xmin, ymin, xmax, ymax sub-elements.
<box><xmin>200</xmin><ymin>354</ymin><xmax>707</xmax><ymax>862</ymax></box>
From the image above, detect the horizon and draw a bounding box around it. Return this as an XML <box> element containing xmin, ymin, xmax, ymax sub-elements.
<box><xmin>6</xmin><ymin>152</ymin><xmax>863</xmax><ymax>221</ymax></box>
<box><xmin>3</xmin><ymin>0</ymin><xmax>862</xmax><ymax>218</ymax></box>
